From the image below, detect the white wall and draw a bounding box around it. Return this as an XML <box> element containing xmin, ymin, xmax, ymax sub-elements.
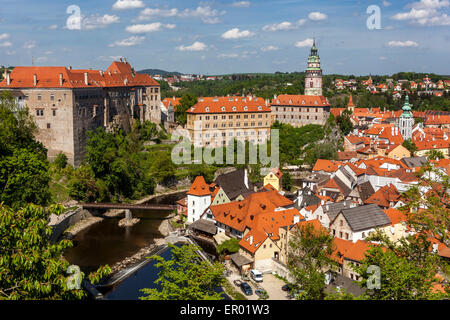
<box><xmin>187</xmin><ymin>194</ymin><xmax>211</xmax><ymax>223</ymax></box>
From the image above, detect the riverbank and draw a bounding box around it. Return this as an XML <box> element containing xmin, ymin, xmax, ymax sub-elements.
<box><xmin>109</xmin><ymin>213</ymin><xmax>174</xmax><ymax>274</ymax></box>
<box><xmin>63</xmin><ymin>216</ymin><xmax>104</xmax><ymax>240</ymax></box>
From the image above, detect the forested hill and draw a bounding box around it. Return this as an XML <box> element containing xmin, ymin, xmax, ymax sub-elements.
<box><xmin>138</xmin><ymin>69</ymin><xmax>183</xmax><ymax>76</ymax></box>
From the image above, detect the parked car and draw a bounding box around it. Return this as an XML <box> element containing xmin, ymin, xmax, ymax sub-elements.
<box><xmin>240</xmin><ymin>282</ymin><xmax>253</xmax><ymax>296</ymax></box>
<box><xmin>250</xmin><ymin>269</ymin><xmax>263</xmax><ymax>282</ymax></box>
<box><xmin>233</xmin><ymin>279</ymin><xmax>242</xmax><ymax>287</ymax></box>
<box><xmin>282</xmin><ymin>283</ymin><xmax>294</xmax><ymax>292</ymax></box>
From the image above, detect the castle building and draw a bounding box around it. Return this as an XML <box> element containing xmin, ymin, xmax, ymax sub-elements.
<box><xmin>399</xmin><ymin>95</ymin><xmax>414</xmax><ymax>140</ymax></box>
<box><xmin>0</xmin><ymin>60</ymin><xmax>161</xmax><ymax>166</ymax></box>
<box><xmin>186</xmin><ymin>96</ymin><xmax>273</xmax><ymax>148</ymax></box>
<box><xmin>305</xmin><ymin>39</ymin><xmax>323</xmax><ymax>96</ymax></box>
<box><xmin>270</xmin><ymin>39</ymin><xmax>330</xmax><ymax>127</ymax></box>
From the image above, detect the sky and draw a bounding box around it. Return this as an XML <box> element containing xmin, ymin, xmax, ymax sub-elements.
<box><xmin>0</xmin><ymin>0</ymin><xmax>449</xmax><ymax>75</ymax></box>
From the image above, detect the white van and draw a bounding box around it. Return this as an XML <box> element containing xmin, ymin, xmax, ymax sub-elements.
<box><xmin>250</xmin><ymin>269</ymin><xmax>263</xmax><ymax>282</ymax></box>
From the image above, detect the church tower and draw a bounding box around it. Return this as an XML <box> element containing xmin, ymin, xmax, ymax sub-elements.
<box><xmin>399</xmin><ymin>95</ymin><xmax>414</xmax><ymax>140</ymax></box>
<box><xmin>347</xmin><ymin>94</ymin><xmax>355</xmax><ymax>113</ymax></box>
<box><xmin>304</xmin><ymin>38</ymin><xmax>323</xmax><ymax>96</ymax></box>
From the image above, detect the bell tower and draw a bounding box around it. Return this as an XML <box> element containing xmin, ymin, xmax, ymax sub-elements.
<box><xmin>304</xmin><ymin>38</ymin><xmax>323</xmax><ymax>96</ymax></box>
<box><xmin>399</xmin><ymin>95</ymin><xmax>414</xmax><ymax>140</ymax></box>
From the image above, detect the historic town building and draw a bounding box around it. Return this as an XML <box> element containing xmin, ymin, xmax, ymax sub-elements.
<box><xmin>0</xmin><ymin>59</ymin><xmax>161</xmax><ymax>166</ymax></box>
<box><xmin>399</xmin><ymin>95</ymin><xmax>414</xmax><ymax>140</ymax></box>
<box><xmin>270</xmin><ymin>39</ymin><xmax>330</xmax><ymax>127</ymax></box>
<box><xmin>186</xmin><ymin>96</ymin><xmax>273</xmax><ymax>148</ymax></box>
<box><xmin>305</xmin><ymin>39</ymin><xmax>323</xmax><ymax>96</ymax></box>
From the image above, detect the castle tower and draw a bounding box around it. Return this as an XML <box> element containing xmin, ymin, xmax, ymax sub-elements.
<box><xmin>399</xmin><ymin>95</ymin><xmax>414</xmax><ymax>140</ymax></box>
<box><xmin>304</xmin><ymin>38</ymin><xmax>323</xmax><ymax>96</ymax></box>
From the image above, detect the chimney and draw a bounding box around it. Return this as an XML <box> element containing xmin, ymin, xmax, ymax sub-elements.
<box><xmin>293</xmin><ymin>215</ymin><xmax>300</xmax><ymax>224</ymax></box>
<box><xmin>244</xmin><ymin>169</ymin><xmax>249</xmax><ymax>189</ymax></box>
<box><xmin>84</xmin><ymin>72</ymin><xmax>88</xmax><ymax>86</ymax></box>
<box><xmin>249</xmin><ymin>235</ymin><xmax>253</xmax><ymax>245</ymax></box>
<box><xmin>321</xmin><ymin>200</ymin><xmax>325</xmax><ymax>205</ymax></box>
<box><xmin>6</xmin><ymin>72</ymin><xmax>10</xmax><ymax>86</ymax></box>
<box><xmin>59</xmin><ymin>73</ymin><xmax>63</xmax><ymax>86</ymax></box>
<box><xmin>99</xmin><ymin>70</ymin><xmax>104</xmax><ymax>77</ymax></box>
<box><xmin>33</xmin><ymin>74</ymin><xmax>37</xmax><ymax>86</ymax></box>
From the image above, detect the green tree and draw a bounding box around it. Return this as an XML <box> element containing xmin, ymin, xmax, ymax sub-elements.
<box><xmin>54</xmin><ymin>152</ymin><xmax>68</xmax><ymax>170</ymax></box>
<box><xmin>288</xmin><ymin>222</ymin><xmax>337</xmax><ymax>300</ymax></box>
<box><xmin>175</xmin><ymin>93</ymin><xmax>198</xmax><ymax>125</ymax></box>
<box><xmin>0</xmin><ymin>91</ymin><xmax>51</xmax><ymax>210</ymax></box>
<box><xmin>0</xmin><ymin>204</ymin><xmax>111</xmax><ymax>300</ymax></box>
<box><xmin>281</xmin><ymin>170</ymin><xmax>292</xmax><ymax>191</ymax></box>
<box><xmin>216</xmin><ymin>238</ymin><xmax>240</xmax><ymax>256</ymax></box>
<box><xmin>402</xmin><ymin>139</ymin><xmax>418</xmax><ymax>156</ymax></box>
<box><xmin>336</xmin><ymin>112</ymin><xmax>354</xmax><ymax>136</ymax></box>
<box><xmin>304</xmin><ymin>143</ymin><xmax>338</xmax><ymax>166</ymax></box>
<box><xmin>140</xmin><ymin>244</ymin><xmax>226</xmax><ymax>300</ymax></box>
<box><xmin>425</xmin><ymin>149</ymin><xmax>445</xmax><ymax>160</ymax></box>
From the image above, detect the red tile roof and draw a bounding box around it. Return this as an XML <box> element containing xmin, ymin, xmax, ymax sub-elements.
<box><xmin>364</xmin><ymin>184</ymin><xmax>401</xmax><ymax>208</ymax></box>
<box><xmin>240</xmin><ymin>208</ymin><xmax>301</xmax><ymax>254</ymax></box>
<box><xmin>187</xmin><ymin>176</ymin><xmax>215</xmax><ymax>196</ymax></box>
<box><xmin>312</xmin><ymin>159</ymin><xmax>342</xmax><ymax>173</ymax></box>
<box><xmin>271</xmin><ymin>94</ymin><xmax>330</xmax><ymax>107</ymax></box>
<box><xmin>0</xmin><ymin>61</ymin><xmax>159</xmax><ymax>89</ymax></box>
<box><xmin>383</xmin><ymin>208</ymin><xmax>407</xmax><ymax>225</ymax></box>
<box><xmin>187</xmin><ymin>96</ymin><xmax>270</xmax><ymax>114</ymax></box>
<box><xmin>332</xmin><ymin>238</ymin><xmax>373</xmax><ymax>264</ymax></box>
<box><xmin>209</xmin><ymin>190</ymin><xmax>294</xmax><ymax>232</ymax></box>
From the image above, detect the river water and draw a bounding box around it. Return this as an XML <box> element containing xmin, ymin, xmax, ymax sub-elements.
<box><xmin>63</xmin><ymin>192</ymin><xmax>186</xmax><ymax>274</ymax></box>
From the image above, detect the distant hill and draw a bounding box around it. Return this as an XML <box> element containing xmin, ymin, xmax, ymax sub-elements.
<box><xmin>138</xmin><ymin>69</ymin><xmax>183</xmax><ymax>76</ymax></box>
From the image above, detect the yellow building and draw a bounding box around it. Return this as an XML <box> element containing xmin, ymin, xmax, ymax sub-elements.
<box><xmin>263</xmin><ymin>168</ymin><xmax>283</xmax><ymax>191</ymax></box>
<box><xmin>186</xmin><ymin>96</ymin><xmax>273</xmax><ymax>148</ymax></box>
<box><xmin>377</xmin><ymin>144</ymin><xmax>411</xmax><ymax>160</ymax></box>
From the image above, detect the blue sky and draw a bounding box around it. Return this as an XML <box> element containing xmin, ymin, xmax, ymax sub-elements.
<box><xmin>0</xmin><ymin>0</ymin><xmax>449</xmax><ymax>75</ymax></box>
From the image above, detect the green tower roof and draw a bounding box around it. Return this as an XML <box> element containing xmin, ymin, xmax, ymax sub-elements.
<box><xmin>400</xmin><ymin>95</ymin><xmax>413</xmax><ymax>118</ymax></box>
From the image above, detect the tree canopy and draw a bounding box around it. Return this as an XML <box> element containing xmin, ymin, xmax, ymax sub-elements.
<box><xmin>0</xmin><ymin>91</ymin><xmax>51</xmax><ymax>210</ymax></box>
<box><xmin>140</xmin><ymin>244</ymin><xmax>226</xmax><ymax>300</ymax></box>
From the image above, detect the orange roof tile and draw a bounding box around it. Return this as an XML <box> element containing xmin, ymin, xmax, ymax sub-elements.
<box><xmin>188</xmin><ymin>176</ymin><xmax>214</xmax><ymax>196</ymax></box>
<box><xmin>187</xmin><ymin>96</ymin><xmax>270</xmax><ymax>114</ymax></box>
<box><xmin>271</xmin><ymin>94</ymin><xmax>330</xmax><ymax>107</ymax></box>
<box><xmin>383</xmin><ymin>208</ymin><xmax>407</xmax><ymax>225</ymax></box>
<box><xmin>312</xmin><ymin>159</ymin><xmax>342</xmax><ymax>173</ymax></box>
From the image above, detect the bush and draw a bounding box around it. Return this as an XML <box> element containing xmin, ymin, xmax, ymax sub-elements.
<box><xmin>54</xmin><ymin>152</ymin><xmax>68</xmax><ymax>170</ymax></box>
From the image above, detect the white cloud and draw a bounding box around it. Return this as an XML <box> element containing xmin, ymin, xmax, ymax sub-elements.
<box><xmin>231</xmin><ymin>1</ymin><xmax>251</xmax><ymax>8</ymax></box>
<box><xmin>262</xmin><ymin>21</ymin><xmax>295</xmax><ymax>31</ymax></box>
<box><xmin>392</xmin><ymin>0</ymin><xmax>450</xmax><ymax>26</ymax></box>
<box><xmin>126</xmin><ymin>23</ymin><xmax>176</xmax><ymax>33</ymax></box>
<box><xmin>48</xmin><ymin>24</ymin><xmax>58</xmax><ymax>30</ymax></box>
<box><xmin>113</xmin><ymin>0</ymin><xmax>145</xmax><ymax>10</ymax></box>
<box><xmin>383</xmin><ymin>1</ymin><xmax>392</xmax><ymax>7</ymax></box>
<box><xmin>35</xmin><ymin>57</ymin><xmax>48</xmax><ymax>63</ymax></box>
<box><xmin>262</xmin><ymin>19</ymin><xmax>307</xmax><ymax>32</ymax></box>
<box><xmin>218</xmin><ymin>53</ymin><xmax>239</xmax><ymax>58</ymax></box>
<box><xmin>109</xmin><ymin>36</ymin><xmax>145</xmax><ymax>47</ymax></box>
<box><xmin>136</xmin><ymin>8</ymin><xmax>179</xmax><ymax>21</ymax></box>
<box><xmin>386</xmin><ymin>40</ymin><xmax>419</xmax><ymax>47</ymax></box>
<box><xmin>179</xmin><ymin>6</ymin><xmax>226</xmax><ymax>24</ymax></box>
<box><xmin>295</xmin><ymin>38</ymin><xmax>314</xmax><ymax>47</ymax></box>
<box><xmin>0</xmin><ymin>33</ymin><xmax>9</xmax><ymax>41</ymax></box>
<box><xmin>23</xmin><ymin>41</ymin><xmax>36</xmax><ymax>49</ymax></box>
<box><xmin>0</xmin><ymin>41</ymin><xmax>12</xmax><ymax>47</ymax></box>
<box><xmin>176</xmin><ymin>41</ymin><xmax>208</xmax><ymax>51</ymax></box>
<box><xmin>261</xmin><ymin>45</ymin><xmax>279</xmax><ymax>51</ymax></box>
<box><xmin>82</xmin><ymin>14</ymin><xmax>120</xmax><ymax>30</ymax></box>
<box><xmin>136</xmin><ymin>5</ymin><xmax>225</xmax><ymax>24</ymax></box>
<box><xmin>221</xmin><ymin>28</ymin><xmax>255</xmax><ymax>39</ymax></box>
<box><xmin>308</xmin><ymin>12</ymin><xmax>328</xmax><ymax>21</ymax></box>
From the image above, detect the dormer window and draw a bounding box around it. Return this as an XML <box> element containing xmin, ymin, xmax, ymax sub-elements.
<box><xmin>243</xmin><ymin>106</ymin><xmax>248</xmax><ymax>111</ymax></box>
<box><xmin>302</xmin><ymin>100</ymin><xmax>305</xmax><ymax>104</ymax></box>
<box><xmin>232</xmin><ymin>106</ymin><xmax>236</xmax><ymax>111</ymax></box>
<box><xmin>205</xmin><ymin>107</ymin><xmax>210</xmax><ymax>112</ymax></box>
<box><xmin>258</xmin><ymin>106</ymin><xmax>262</xmax><ymax>110</ymax></box>
<box><xmin>221</xmin><ymin>106</ymin><xmax>226</xmax><ymax>111</ymax></box>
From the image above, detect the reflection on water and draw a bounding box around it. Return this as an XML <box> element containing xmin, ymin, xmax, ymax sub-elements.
<box><xmin>63</xmin><ymin>191</ymin><xmax>186</xmax><ymax>274</ymax></box>
<box><xmin>63</xmin><ymin>210</ymin><xmax>169</xmax><ymax>274</ymax></box>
